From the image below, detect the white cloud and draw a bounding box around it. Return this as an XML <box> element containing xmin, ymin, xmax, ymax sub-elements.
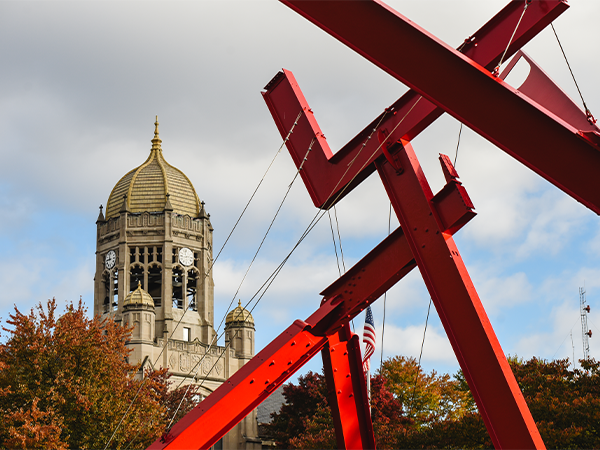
<box><xmin>473</xmin><ymin>270</ymin><xmax>533</xmax><ymax>317</ymax></box>
<box><xmin>374</xmin><ymin>322</ymin><xmax>457</xmax><ymax>367</ymax></box>
<box><xmin>1</xmin><ymin>0</ymin><xmax>600</xmax><ymax>381</ymax></box>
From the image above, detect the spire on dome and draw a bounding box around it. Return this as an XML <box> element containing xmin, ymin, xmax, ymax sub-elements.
<box><xmin>199</xmin><ymin>200</ymin><xmax>209</xmax><ymax>219</ymax></box>
<box><xmin>151</xmin><ymin>116</ymin><xmax>162</xmax><ymax>151</ymax></box>
<box><xmin>164</xmin><ymin>193</ymin><xmax>173</xmax><ymax>212</ymax></box>
<box><xmin>120</xmin><ymin>194</ymin><xmax>129</xmax><ymax>214</ymax></box>
<box><xmin>96</xmin><ymin>205</ymin><xmax>105</xmax><ymax>223</ymax></box>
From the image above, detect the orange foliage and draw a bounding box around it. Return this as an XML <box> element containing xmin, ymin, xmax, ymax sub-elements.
<box><xmin>0</xmin><ymin>298</ymin><xmax>194</xmax><ymax>449</ymax></box>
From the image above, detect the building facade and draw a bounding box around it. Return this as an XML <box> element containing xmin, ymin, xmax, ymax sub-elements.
<box><xmin>94</xmin><ymin>119</ymin><xmax>260</xmax><ymax>449</ymax></box>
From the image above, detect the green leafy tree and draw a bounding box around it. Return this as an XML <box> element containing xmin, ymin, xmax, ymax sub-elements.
<box><xmin>0</xmin><ymin>298</ymin><xmax>198</xmax><ymax>450</ymax></box>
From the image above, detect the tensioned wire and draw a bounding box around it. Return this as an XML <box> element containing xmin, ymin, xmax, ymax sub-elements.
<box><xmin>103</xmin><ymin>111</ymin><xmax>303</xmax><ymax>450</ymax></box>
<box><xmin>550</xmin><ymin>23</ymin><xmax>594</xmax><ymax>122</ymax></box>
<box><xmin>122</xmin><ymin>136</ymin><xmax>316</xmax><ymax>446</ymax></box>
<box><xmin>493</xmin><ymin>0</ymin><xmax>530</xmax><ymax>76</ymax></box>
<box><xmin>328</xmin><ymin>210</ymin><xmax>342</xmax><ymax>276</ymax></box>
<box><xmin>162</xmin><ymin>101</ymin><xmax>401</xmax><ymax>428</ymax></box>
<box><xmin>162</xmin><ymin>95</ymin><xmax>425</xmax><ymax>427</ymax></box>
<box><xmin>379</xmin><ymin>201</ymin><xmax>392</xmax><ymax>373</ymax></box>
<box><xmin>123</xmin><ymin>94</ymin><xmax>423</xmax><ymax>446</ymax></box>
<box><xmin>327</xmin><ymin>205</ymin><xmax>354</xmax><ymax>332</ymax></box>
<box><xmin>163</xmin><ymin>139</ymin><xmax>316</xmax><ymax>428</ymax></box>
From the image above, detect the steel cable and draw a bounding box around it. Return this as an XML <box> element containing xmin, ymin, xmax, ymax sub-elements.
<box><xmin>493</xmin><ymin>0</ymin><xmax>530</xmax><ymax>76</ymax></box>
<box><xmin>164</xmin><ymin>139</ymin><xmax>316</xmax><ymax>428</ymax></box>
<box><xmin>123</xmin><ymin>95</ymin><xmax>423</xmax><ymax>445</ymax></box>
<box><xmin>104</xmin><ymin>111</ymin><xmax>302</xmax><ymax>450</ymax></box>
<box><xmin>551</xmin><ymin>23</ymin><xmax>596</xmax><ymax>123</ymax></box>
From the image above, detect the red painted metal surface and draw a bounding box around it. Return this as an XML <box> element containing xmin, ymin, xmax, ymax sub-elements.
<box><xmin>148</xmin><ymin>320</ymin><xmax>328</xmax><ymax>450</ymax></box>
<box><xmin>278</xmin><ymin>1</ymin><xmax>600</xmax><ymax>216</ymax></box>
<box><xmin>322</xmin><ymin>325</ymin><xmax>375</xmax><ymax>450</ymax></box>
<box><xmin>263</xmin><ymin>0</ymin><xmax>568</xmax><ymax>209</ymax></box>
<box><xmin>148</xmin><ymin>167</ymin><xmax>475</xmax><ymax>449</ymax></box>
<box><xmin>500</xmin><ymin>50</ymin><xmax>600</xmax><ymax>134</ymax></box>
<box><xmin>146</xmin><ymin>2</ymin><xmax>583</xmax><ymax>449</ymax></box>
<box><xmin>376</xmin><ymin>140</ymin><xmax>544</xmax><ymax>449</ymax></box>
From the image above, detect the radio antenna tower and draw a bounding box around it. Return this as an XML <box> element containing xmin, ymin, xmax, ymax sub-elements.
<box><xmin>580</xmin><ymin>287</ymin><xmax>592</xmax><ymax>361</ymax></box>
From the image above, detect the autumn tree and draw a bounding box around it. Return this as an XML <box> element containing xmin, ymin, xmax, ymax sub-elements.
<box><xmin>0</xmin><ymin>298</ymin><xmax>197</xmax><ymax>450</ymax></box>
<box><xmin>265</xmin><ymin>355</ymin><xmax>600</xmax><ymax>449</ymax></box>
<box><xmin>267</xmin><ymin>370</ymin><xmax>411</xmax><ymax>449</ymax></box>
<box><xmin>379</xmin><ymin>355</ymin><xmax>475</xmax><ymax>425</ymax></box>
<box><xmin>397</xmin><ymin>357</ymin><xmax>600</xmax><ymax>449</ymax></box>
<box><xmin>266</xmin><ymin>371</ymin><xmax>329</xmax><ymax>448</ymax></box>
<box><xmin>512</xmin><ymin>357</ymin><xmax>600</xmax><ymax>449</ymax></box>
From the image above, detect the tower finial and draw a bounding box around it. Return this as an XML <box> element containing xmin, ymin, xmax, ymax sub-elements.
<box><xmin>151</xmin><ymin>116</ymin><xmax>162</xmax><ymax>151</ymax></box>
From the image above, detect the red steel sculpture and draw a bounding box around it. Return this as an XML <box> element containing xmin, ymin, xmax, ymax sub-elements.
<box><xmin>149</xmin><ymin>1</ymin><xmax>600</xmax><ymax>449</ymax></box>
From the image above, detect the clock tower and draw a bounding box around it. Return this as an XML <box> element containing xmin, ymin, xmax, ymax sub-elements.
<box><xmin>94</xmin><ymin>119</ymin><xmax>260</xmax><ymax>449</ymax></box>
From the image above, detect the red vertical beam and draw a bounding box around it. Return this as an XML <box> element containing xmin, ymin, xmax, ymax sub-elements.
<box><xmin>322</xmin><ymin>325</ymin><xmax>375</xmax><ymax>450</ymax></box>
<box><xmin>375</xmin><ymin>140</ymin><xmax>544</xmax><ymax>450</ymax></box>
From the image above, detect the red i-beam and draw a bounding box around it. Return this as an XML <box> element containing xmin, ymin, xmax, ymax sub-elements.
<box><xmin>146</xmin><ymin>1</ymin><xmax>587</xmax><ymax>448</ymax></box>
<box><xmin>278</xmin><ymin>0</ymin><xmax>600</xmax><ymax>214</ymax></box>
<box><xmin>149</xmin><ymin>145</ymin><xmax>479</xmax><ymax>450</ymax></box>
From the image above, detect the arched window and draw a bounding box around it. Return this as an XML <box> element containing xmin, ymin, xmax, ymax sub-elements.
<box><xmin>172</xmin><ymin>267</ymin><xmax>183</xmax><ymax>309</ymax></box>
<box><xmin>112</xmin><ymin>269</ymin><xmax>119</xmax><ymax>311</ymax></box>
<box><xmin>148</xmin><ymin>264</ymin><xmax>162</xmax><ymax>307</ymax></box>
<box><xmin>130</xmin><ymin>265</ymin><xmax>144</xmax><ymax>291</ymax></box>
<box><xmin>187</xmin><ymin>269</ymin><xmax>198</xmax><ymax>311</ymax></box>
<box><xmin>102</xmin><ymin>272</ymin><xmax>110</xmax><ymax>314</ymax></box>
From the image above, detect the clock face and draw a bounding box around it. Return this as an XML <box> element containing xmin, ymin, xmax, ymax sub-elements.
<box><xmin>179</xmin><ymin>247</ymin><xmax>194</xmax><ymax>267</ymax></box>
<box><xmin>105</xmin><ymin>250</ymin><xmax>116</xmax><ymax>270</ymax></box>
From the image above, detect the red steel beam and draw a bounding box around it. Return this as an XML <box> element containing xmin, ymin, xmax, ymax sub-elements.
<box><xmin>376</xmin><ymin>140</ymin><xmax>544</xmax><ymax>449</ymax></box>
<box><xmin>322</xmin><ymin>325</ymin><xmax>375</xmax><ymax>450</ymax></box>
<box><xmin>278</xmin><ymin>1</ymin><xmax>600</xmax><ymax>216</ymax></box>
<box><xmin>148</xmin><ymin>159</ymin><xmax>476</xmax><ymax>450</ymax></box>
<box><xmin>149</xmin><ymin>320</ymin><xmax>329</xmax><ymax>450</ymax></box>
<box><xmin>263</xmin><ymin>0</ymin><xmax>568</xmax><ymax>209</ymax></box>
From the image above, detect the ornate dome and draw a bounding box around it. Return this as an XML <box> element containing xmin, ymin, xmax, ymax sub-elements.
<box><xmin>105</xmin><ymin>118</ymin><xmax>201</xmax><ymax>219</ymax></box>
<box><xmin>226</xmin><ymin>300</ymin><xmax>254</xmax><ymax>326</ymax></box>
<box><xmin>123</xmin><ymin>282</ymin><xmax>155</xmax><ymax>308</ymax></box>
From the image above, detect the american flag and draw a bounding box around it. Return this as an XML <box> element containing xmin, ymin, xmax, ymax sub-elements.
<box><xmin>362</xmin><ymin>306</ymin><xmax>376</xmax><ymax>373</ymax></box>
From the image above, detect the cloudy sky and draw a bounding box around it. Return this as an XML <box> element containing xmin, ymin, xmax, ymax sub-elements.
<box><xmin>1</xmin><ymin>0</ymin><xmax>599</xmax><ymax>380</ymax></box>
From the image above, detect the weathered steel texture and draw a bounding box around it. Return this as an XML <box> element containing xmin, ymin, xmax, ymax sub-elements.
<box><xmin>263</xmin><ymin>0</ymin><xmax>568</xmax><ymax>209</ymax></box>
<box><xmin>376</xmin><ymin>140</ymin><xmax>544</xmax><ymax>449</ymax></box>
<box><xmin>322</xmin><ymin>325</ymin><xmax>375</xmax><ymax>450</ymax></box>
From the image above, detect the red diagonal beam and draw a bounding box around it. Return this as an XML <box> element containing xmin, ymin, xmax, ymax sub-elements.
<box><xmin>148</xmin><ymin>163</ymin><xmax>476</xmax><ymax>450</ymax></box>
<box><xmin>377</xmin><ymin>140</ymin><xmax>544</xmax><ymax>449</ymax></box>
<box><xmin>263</xmin><ymin>0</ymin><xmax>568</xmax><ymax>209</ymax></box>
<box><xmin>148</xmin><ymin>320</ymin><xmax>329</xmax><ymax>450</ymax></box>
<box><xmin>278</xmin><ymin>1</ymin><xmax>600</xmax><ymax>216</ymax></box>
